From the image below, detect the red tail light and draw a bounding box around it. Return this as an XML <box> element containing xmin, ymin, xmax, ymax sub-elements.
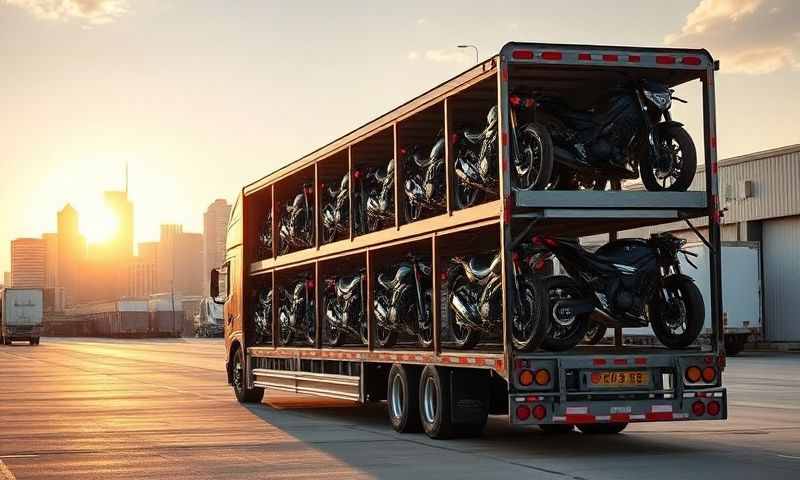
<box><xmin>702</xmin><ymin>367</ymin><xmax>716</xmax><ymax>383</ymax></box>
<box><xmin>353</xmin><ymin>170</ymin><xmax>361</xmax><ymax>179</ymax></box>
<box><xmin>707</xmin><ymin>401</ymin><xmax>721</xmax><ymax>416</ymax></box>
<box><xmin>656</xmin><ymin>55</ymin><xmax>676</xmax><ymax>64</ymax></box>
<box><xmin>602</xmin><ymin>54</ymin><xmax>618</xmax><ymax>62</ymax></box>
<box><xmin>532</xmin><ymin>405</ymin><xmax>547</xmax><ymax>420</ymax></box>
<box><xmin>440</xmin><ymin>271</ymin><xmax>448</xmax><ymax>281</ymax></box>
<box><xmin>692</xmin><ymin>401</ymin><xmax>706</xmax><ymax>416</ymax></box>
<box><xmin>628</xmin><ymin>55</ymin><xmax>641</xmax><ymax>63</ymax></box>
<box><xmin>578</xmin><ymin>53</ymin><xmax>591</xmax><ymax>61</ymax></box>
<box><xmin>681</xmin><ymin>56</ymin><xmax>701</xmax><ymax>65</ymax></box>
<box><xmin>516</xmin><ymin>404</ymin><xmax>531</xmax><ymax>420</ymax></box>
<box><xmin>512</xmin><ymin>50</ymin><xmax>534</xmax><ymax>60</ymax></box>
<box><xmin>541</xmin><ymin>51</ymin><xmax>562</xmax><ymax>61</ymax></box>
<box><xmin>399</xmin><ymin>148</ymin><xmax>407</xmax><ymax>156</ymax></box>
<box><xmin>509</xmin><ymin>95</ymin><xmax>521</xmax><ymax>107</ymax></box>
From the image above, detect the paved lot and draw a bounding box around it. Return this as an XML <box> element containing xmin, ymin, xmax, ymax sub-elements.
<box><xmin>0</xmin><ymin>338</ymin><xmax>799</xmax><ymax>479</ymax></box>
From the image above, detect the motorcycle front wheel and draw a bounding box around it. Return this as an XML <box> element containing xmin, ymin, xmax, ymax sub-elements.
<box><xmin>416</xmin><ymin>289</ymin><xmax>434</xmax><ymax>349</ymax></box>
<box><xmin>375</xmin><ymin>294</ymin><xmax>398</xmax><ymax>348</ymax></box>
<box><xmin>447</xmin><ymin>276</ymin><xmax>481</xmax><ymax>350</ymax></box>
<box><xmin>324</xmin><ymin>297</ymin><xmax>344</xmax><ymax>347</ymax></box>
<box><xmin>511</xmin><ymin>279</ymin><xmax>548</xmax><ymax>352</ymax></box>
<box><xmin>542</xmin><ymin>275</ymin><xmax>590</xmax><ymax>352</ymax></box>
<box><xmin>648</xmin><ymin>275</ymin><xmax>704</xmax><ymax>349</ymax></box>
<box><xmin>513</xmin><ymin>123</ymin><xmax>554</xmax><ymax>191</ymax></box>
<box><xmin>640</xmin><ymin>125</ymin><xmax>697</xmax><ymax>192</ymax></box>
<box><xmin>278</xmin><ymin>312</ymin><xmax>293</xmax><ymax>346</ymax></box>
<box><xmin>403</xmin><ymin>198</ymin><xmax>423</xmax><ymax>224</ymax></box>
<box><xmin>453</xmin><ymin>181</ymin><xmax>484</xmax><ymax>210</ymax></box>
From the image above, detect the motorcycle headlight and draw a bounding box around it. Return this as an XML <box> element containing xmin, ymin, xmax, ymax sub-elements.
<box><xmin>643</xmin><ymin>89</ymin><xmax>671</xmax><ymax>110</ymax></box>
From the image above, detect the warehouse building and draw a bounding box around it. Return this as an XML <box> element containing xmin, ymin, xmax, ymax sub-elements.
<box><xmin>620</xmin><ymin>144</ymin><xmax>800</xmax><ymax>343</ymax></box>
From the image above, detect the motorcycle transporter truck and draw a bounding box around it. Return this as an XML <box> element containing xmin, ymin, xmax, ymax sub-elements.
<box><xmin>211</xmin><ymin>42</ymin><xmax>727</xmax><ymax>439</ymax></box>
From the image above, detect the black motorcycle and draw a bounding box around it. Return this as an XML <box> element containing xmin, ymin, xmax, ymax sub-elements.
<box><xmin>257</xmin><ymin>209</ymin><xmax>273</xmax><ymax>260</ymax></box>
<box><xmin>279</xmin><ymin>184</ymin><xmax>314</xmax><ymax>254</ymax></box>
<box><xmin>277</xmin><ymin>276</ymin><xmax>316</xmax><ymax>346</ymax></box>
<box><xmin>323</xmin><ymin>272</ymin><xmax>367</xmax><ymax>346</ymax></box>
<box><xmin>453</xmin><ymin>105</ymin><xmax>553</xmax><ymax>209</ymax></box>
<box><xmin>355</xmin><ymin>159</ymin><xmax>395</xmax><ymax>234</ymax></box>
<box><xmin>373</xmin><ymin>255</ymin><xmax>433</xmax><ymax>348</ymax></box>
<box><xmin>321</xmin><ymin>173</ymin><xmax>350</xmax><ymax>244</ymax></box>
<box><xmin>254</xmin><ymin>289</ymin><xmax>272</xmax><ymax>345</ymax></box>
<box><xmin>531</xmin><ymin>232</ymin><xmax>704</xmax><ymax>351</ymax></box>
<box><xmin>529</xmin><ymin>79</ymin><xmax>697</xmax><ymax>191</ymax></box>
<box><xmin>446</xmin><ymin>248</ymin><xmax>547</xmax><ymax>351</ymax></box>
<box><xmin>403</xmin><ymin>135</ymin><xmax>446</xmax><ymax>222</ymax></box>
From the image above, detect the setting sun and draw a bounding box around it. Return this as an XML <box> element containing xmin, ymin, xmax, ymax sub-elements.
<box><xmin>79</xmin><ymin>204</ymin><xmax>119</xmax><ymax>244</ymax></box>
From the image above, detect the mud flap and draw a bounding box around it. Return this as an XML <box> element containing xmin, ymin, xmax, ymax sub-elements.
<box><xmin>449</xmin><ymin>369</ymin><xmax>490</xmax><ymax>424</ymax></box>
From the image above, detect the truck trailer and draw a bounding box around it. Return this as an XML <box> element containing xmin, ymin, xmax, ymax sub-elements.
<box><xmin>1</xmin><ymin>288</ymin><xmax>44</xmax><ymax>345</ymax></box>
<box><xmin>212</xmin><ymin>42</ymin><xmax>727</xmax><ymax>438</ymax></box>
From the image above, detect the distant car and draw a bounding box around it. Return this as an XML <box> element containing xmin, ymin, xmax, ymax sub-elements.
<box><xmin>1</xmin><ymin>288</ymin><xmax>43</xmax><ymax>345</ymax></box>
<box><xmin>194</xmin><ymin>297</ymin><xmax>223</xmax><ymax>337</ymax></box>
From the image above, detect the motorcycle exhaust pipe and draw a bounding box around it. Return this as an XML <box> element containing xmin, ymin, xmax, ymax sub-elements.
<box><xmin>450</xmin><ymin>294</ymin><xmax>482</xmax><ymax>329</ymax></box>
<box><xmin>454</xmin><ymin>169</ymin><xmax>497</xmax><ymax>195</ymax></box>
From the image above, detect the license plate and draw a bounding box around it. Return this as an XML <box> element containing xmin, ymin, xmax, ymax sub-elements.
<box><xmin>591</xmin><ymin>371</ymin><xmax>649</xmax><ymax>387</ymax></box>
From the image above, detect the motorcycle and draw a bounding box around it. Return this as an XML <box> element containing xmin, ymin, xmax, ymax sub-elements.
<box><xmin>402</xmin><ymin>134</ymin><xmax>446</xmax><ymax>222</ymax></box>
<box><xmin>277</xmin><ymin>276</ymin><xmax>316</xmax><ymax>346</ymax></box>
<box><xmin>529</xmin><ymin>79</ymin><xmax>697</xmax><ymax>191</ymax></box>
<box><xmin>453</xmin><ymin>105</ymin><xmax>553</xmax><ymax>209</ymax></box>
<box><xmin>446</xmin><ymin>248</ymin><xmax>547</xmax><ymax>351</ymax></box>
<box><xmin>373</xmin><ymin>254</ymin><xmax>433</xmax><ymax>348</ymax></box>
<box><xmin>279</xmin><ymin>184</ymin><xmax>315</xmax><ymax>254</ymax></box>
<box><xmin>254</xmin><ymin>289</ymin><xmax>272</xmax><ymax>345</ymax></box>
<box><xmin>323</xmin><ymin>272</ymin><xmax>367</xmax><ymax>346</ymax></box>
<box><xmin>531</xmin><ymin>232</ymin><xmax>704</xmax><ymax>351</ymax></box>
<box><xmin>257</xmin><ymin>209</ymin><xmax>272</xmax><ymax>260</ymax></box>
<box><xmin>355</xmin><ymin>159</ymin><xmax>395</xmax><ymax>234</ymax></box>
<box><xmin>321</xmin><ymin>173</ymin><xmax>350</xmax><ymax>244</ymax></box>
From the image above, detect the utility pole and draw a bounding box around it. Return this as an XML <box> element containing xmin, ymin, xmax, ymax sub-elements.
<box><xmin>170</xmin><ymin>233</ymin><xmax>176</xmax><ymax>337</ymax></box>
<box><xmin>457</xmin><ymin>44</ymin><xmax>479</xmax><ymax>65</ymax></box>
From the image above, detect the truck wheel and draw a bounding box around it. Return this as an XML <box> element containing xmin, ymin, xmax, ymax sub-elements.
<box><xmin>419</xmin><ymin>365</ymin><xmax>455</xmax><ymax>439</ymax></box>
<box><xmin>387</xmin><ymin>364</ymin><xmax>421</xmax><ymax>433</ymax></box>
<box><xmin>29</xmin><ymin>338</ymin><xmax>35</xmax><ymax>346</ymax></box>
<box><xmin>724</xmin><ymin>334</ymin><xmax>746</xmax><ymax>356</ymax></box>
<box><xmin>577</xmin><ymin>423</ymin><xmax>628</xmax><ymax>434</ymax></box>
<box><xmin>34</xmin><ymin>337</ymin><xmax>40</xmax><ymax>345</ymax></box>
<box><xmin>232</xmin><ymin>347</ymin><xmax>264</xmax><ymax>404</ymax></box>
<box><xmin>539</xmin><ymin>424</ymin><xmax>574</xmax><ymax>434</ymax></box>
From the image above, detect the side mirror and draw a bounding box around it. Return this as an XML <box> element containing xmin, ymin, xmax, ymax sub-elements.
<box><xmin>210</xmin><ymin>269</ymin><xmax>223</xmax><ymax>304</ymax></box>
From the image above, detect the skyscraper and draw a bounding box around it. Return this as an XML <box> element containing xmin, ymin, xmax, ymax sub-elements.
<box><xmin>103</xmin><ymin>190</ymin><xmax>134</xmax><ymax>260</ymax></box>
<box><xmin>203</xmin><ymin>199</ymin><xmax>231</xmax><ymax>294</ymax></box>
<box><xmin>57</xmin><ymin>204</ymin><xmax>86</xmax><ymax>305</ymax></box>
<box><xmin>10</xmin><ymin>238</ymin><xmax>46</xmax><ymax>288</ymax></box>
<box><xmin>157</xmin><ymin>225</ymin><xmax>203</xmax><ymax>296</ymax></box>
<box><xmin>128</xmin><ymin>241</ymin><xmax>159</xmax><ymax>297</ymax></box>
<box><xmin>42</xmin><ymin>232</ymin><xmax>59</xmax><ymax>288</ymax></box>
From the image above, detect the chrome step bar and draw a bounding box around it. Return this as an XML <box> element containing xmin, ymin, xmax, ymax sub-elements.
<box><xmin>252</xmin><ymin>368</ymin><xmax>361</xmax><ymax>402</ymax></box>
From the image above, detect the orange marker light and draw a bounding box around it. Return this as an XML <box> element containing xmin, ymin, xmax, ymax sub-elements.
<box><xmin>685</xmin><ymin>366</ymin><xmax>702</xmax><ymax>383</ymax></box>
<box><xmin>519</xmin><ymin>369</ymin><xmax>534</xmax><ymax>386</ymax></box>
<box><xmin>534</xmin><ymin>369</ymin><xmax>551</xmax><ymax>386</ymax></box>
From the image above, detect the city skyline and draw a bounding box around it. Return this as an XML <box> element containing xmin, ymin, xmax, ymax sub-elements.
<box><xmin>1</xmin><ymin>0</ymin><xmax>798</xmax><ymax>274</ymax></box>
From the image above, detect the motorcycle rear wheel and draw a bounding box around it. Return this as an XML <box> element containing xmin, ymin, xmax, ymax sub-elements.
<box><xmin>278</xmin><ymin>312</ymin><xmax>293</xmax><ymax>346</ymax></box>
<box><xmin>513</xmin><ymin>123</ymin><xmax>554</xmax><ymax>191</ymax></box>
<box><xmin>453</xmin><ymin>181</ymin><xmax>484</xmax><ymax>210</ymax></box>
<box><xmin>640</xmin><ymin>125</ymin><xmax>696</xmax><ymax>192</ymax></box>
<box><xmin>648</xmin><ymin>275</ymin><xmax>704</xmax><ymax>349</ymax></box>
<box><xmin>447</xmin><ymin>276</ymin><xmax>481</xmax><ymax>350</ymax></box>
<box><xmin>511</xmin><ymin>279</ymin><xmax>548</xmax><ymax>352</ymax></box>
<box><xmin>541</xmin><ymin>275</ymin><xmax>590</xmax><ymax>352</ymax></box>
<box><xmin>416</xmin><ymin>289</ymin><xmax>434</xmax><ymax>349</ymax></box>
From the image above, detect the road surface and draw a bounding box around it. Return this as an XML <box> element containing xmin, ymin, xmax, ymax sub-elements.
<box><xmin>0</xmin><ymin>338</ymin><xmax>798</xmax><ymax>479</ymax></box>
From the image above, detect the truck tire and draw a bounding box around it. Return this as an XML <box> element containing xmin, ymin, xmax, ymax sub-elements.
<box><xmin>387</xmin><ymin>364</ymin><xmax>421</xmax><ymax>433</ymax></box>
<box><xmin>232</xmin><ymin>347</ymin><xmax>264</xmax><ymax>404</ymax></box>
<box><xmin>724</xmin><ymin>334</ymin><xmax>746</xmax><ymax>356</ymax></box>
<box><xmin>419</xmin><ymin>365</ymin><xmax>455</xmax><ymax>439</ymax></box>
<box><xmin>34</xmin><ymin>337</ymin><xmax>40</xmax><ymax>345</ymax></box>
<box><xmin>29</xmin><ymin>338</ymin><xmax>35</xmax><ymax>346</ymax></box>
<box><xmin>577</xmin><ymin>422</ymin><xmax>628</xmax><ymax>434</ymax></box>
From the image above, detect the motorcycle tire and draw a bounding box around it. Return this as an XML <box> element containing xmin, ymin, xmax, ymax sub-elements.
<box><xmin>583</xmin><ymin>320</ymin><xmax>607</xmax><ymax>346</ymax></box>
<box><xmin>375</xmin><ymin>294</ymin><xmax>398</xmax><ymax>348</ymax></box>
<box><xmin>278</xmin><ymin>313</ymin><xmax>293</xmax><ymax>346</ymax></box>
<box><xmin>447</xmin><ymin>275</ymin><xmax>481</xmax><ymax>350</ymax></box>
<box><xmin>324</xmin><ymin>297</ymin><xmax>344</xmax><ymax>347</ymax></box>
<box><xmin>541</xmin><ymin>275</ymin><xmax>590</xmax><ymax>352</ymax></box>
<box><xmin>640</xmin><ymin>125</ymin><xmax>697</xmax><ymax>192</ymax></box>
<box><xmin>648</xmin><ymin>274</ymin><xmax>704</xmax><ymax>349</ymax></box>
<box><xmin>453</xmin><ymin>181</ymin><xmax>484</xmax><ymax>210</ymax></box>
<box><xmin>513</xmin><ymin>122</ymin><xmax>554</xmax><ymax>191</ymax></box>
<box><xmin>416</xmin><ymin>289</ymin><xmax>434</xmax><ymax>349</ymax></box>
<box><xmin>511</xmin><ymin>278</ymin><xmax>549</xmax><ymax>352</ymax></box>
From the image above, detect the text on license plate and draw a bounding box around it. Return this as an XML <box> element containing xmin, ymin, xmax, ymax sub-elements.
<box><xmin>591</xmin><ymin>371</ymin><xmax>649</xmax><ymax>386</ymax></box>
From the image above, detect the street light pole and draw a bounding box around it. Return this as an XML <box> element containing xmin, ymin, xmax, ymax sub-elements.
<box><xmin>457</xmin><ymin>44</ymin><xmax>479</xmax><ymax>65</ymax></box>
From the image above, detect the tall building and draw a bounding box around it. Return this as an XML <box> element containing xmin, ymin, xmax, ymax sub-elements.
<box><xmin>42</xmin><ymin>232</ymin><xmax>59</xmax><ymax>288</ymax></box>
<box><xmin>57</xmin><ymin>204</ymin><xmax>86</xmax><ymax>305</ymax></box>
<box><xmin>157</xmin><ymin>225</ymin><xmax>203</xmax><ymax>296</ymax></box>
<box><xmin>103</xmin><ymin>190</ymin><xmax>134</xmax><ymax>260</ymax></box>
<box><xmin>128</xmin><ymin>241</ymin><xmax>159</xmax><ymax>297</ymax></box>
<box><xmin>10</xmin><ymin>238</ymin><xmax>46</xmax><ymax>288</ymax></box>
<box><xmin>203</xmin><ymin>199</ymin><xmax>231</xmax><ymax>293</ymax></box>
<box><xmin>3</xmin><ymin>271</ymin><xmax>11</xmax><ymax>288</ymax></box>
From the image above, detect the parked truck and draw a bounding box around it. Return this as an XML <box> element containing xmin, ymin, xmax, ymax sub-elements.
<box><xmin>212</xmin><ymin>42</ymin><xmax>727</xmax><ymax>439</ymax></box>
<box><xmin>1</xmin><ymin>288</ymin><xmax>44</xmax><ymax>345</ymax></box>
<box><xmin>195</xmin><ymin>297</ymin><xmax>224</xmax><ymax>337</ymax></box>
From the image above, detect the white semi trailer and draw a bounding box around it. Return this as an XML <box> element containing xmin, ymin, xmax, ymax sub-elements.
<box><xmin>1</xmin><ymin>288</ymin><xmax>44</xmax><ymax>345</ymax></box>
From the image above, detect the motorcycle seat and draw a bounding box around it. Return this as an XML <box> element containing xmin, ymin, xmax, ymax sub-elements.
<box><xmin>468</xmin><ymin>255</ymin><xmax>499</xmax><ymax>280</ymax></box>
<box><xmin>336</xmin><ymin>275</ymin><xmax>361</xmax><ymax>295</ymax></box>
<box><xmin>463</xmin><ymin>130</ymin><xmax>483</xmax><ymax>144</ymax></box>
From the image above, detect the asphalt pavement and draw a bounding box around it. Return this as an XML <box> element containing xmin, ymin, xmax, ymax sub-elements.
<box><xmin>0</xmin><ymin>338</ymin><xmax>798</xmax><ymax>479</ymax></box>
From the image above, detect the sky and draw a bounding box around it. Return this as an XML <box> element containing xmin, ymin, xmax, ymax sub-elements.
<box><xmin>1</xmin><ymin>0</ymin><xmax>798</xmax><ymax>274</ymax></box>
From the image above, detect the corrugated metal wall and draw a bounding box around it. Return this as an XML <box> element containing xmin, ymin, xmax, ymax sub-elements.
<box><xmin>763</xmin><ymin>215</ymin><xmax>800</xmax><ymax>342</ymax></box>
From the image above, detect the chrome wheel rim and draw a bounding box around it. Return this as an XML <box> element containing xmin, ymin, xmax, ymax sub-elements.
<box><xmin>423</xmin><ymin>377</ymin><xmax>438</xmax><ymax>424</ymax></box>
<box><xmin>390</xmin><ymin>375</ymin><xmax>404</xmax><ymax>419</ymax></box>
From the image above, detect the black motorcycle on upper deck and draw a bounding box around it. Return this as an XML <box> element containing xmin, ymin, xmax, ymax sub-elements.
<box><xmin>321</xmin><ymin>173</ymin><xmax>350</xmax><ymax>244</ymax></box>
<box><xmin>355</xmin><ymin>159</ymin><xmax>395</xmax><ymax>234</ymax></box>
<box><xmin>525</xmin><ymin>79</ymin><xmax>697</xmax><ymax>191</ymax></box>
<box><xmin>279</xmin><ymin>184</ymin><xmax>315</xmax><ymax>254</ymax></box>
<box><xmin>531</xmin><ymin>232</ymin><xmax>704</xmax><ymax>351</ymax></box>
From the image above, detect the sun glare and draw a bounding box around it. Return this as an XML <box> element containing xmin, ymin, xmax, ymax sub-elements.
<box><xmin>80</xmin><ymin>205</ymin><xmax>119</xmax><ymax>244</ymax></box>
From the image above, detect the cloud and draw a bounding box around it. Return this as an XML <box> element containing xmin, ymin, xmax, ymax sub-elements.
<box><xmin>665</xmin><ymin>0</ymin><xmax>800</xmax><ymax>74</ymax></box>
<box><xmin>4</xmin><ymin>0</ymin><xmax>129</xmax><ymax>25</ymax></box>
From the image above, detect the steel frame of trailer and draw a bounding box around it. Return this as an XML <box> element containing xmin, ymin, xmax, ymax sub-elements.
<box><xmin>231</xmin><ymin>42</ymin><xmax>725</xmax><ymax>425</ymax></box>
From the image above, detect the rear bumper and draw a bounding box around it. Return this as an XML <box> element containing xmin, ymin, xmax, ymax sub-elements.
<box><xmin>2</xmin><ymin>326</ymin><xmax>42</xmax><ymax>339</ymax></box>
<box><xmin>510</xmin><ymin>388</ymin><xmax>727</xmax><ymax>425</ymax></box>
